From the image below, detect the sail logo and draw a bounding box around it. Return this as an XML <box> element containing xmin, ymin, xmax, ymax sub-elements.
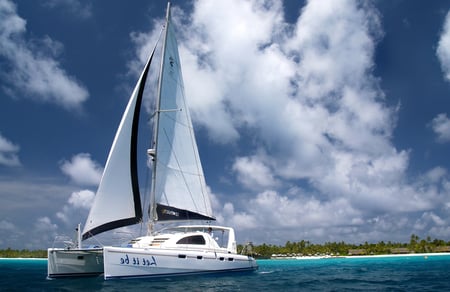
<box><xmin>162</xmin><ymin>208</ymin><xmax>179</xmax><ymax>217</ymax></box>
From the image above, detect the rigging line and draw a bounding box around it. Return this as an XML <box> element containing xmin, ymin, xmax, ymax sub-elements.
<box><xmin>154</xmin><ymin>159</ymin><xmax>203</xmax><ymax>176</ymax></box>
<box><xmin>160</xmin><ymin>126</ymin><xmax>202</xmax><ymax>212</ymax></box>
<box><xmin>172</xmin><ymin>59</ymin><xmax>211</xmax><ymax>212</ymax></box>
<box><xmin>160</xmin><ymin>109</ymin><xmax>191</xmax><ymax>128</ymax></box>
<box><xmin>88</xmin><ymin>234</ymin><xmax>104</xmax><ymax>248</ymax></box>
<box><xmin>156</xmin><ymin>111</ymin><xmax>205</xmax><ymax>177</ymax></box>
<box><xmin>161</xmin><ymin>0</ymin><xmax>209</xmax><ymax>213</ymax></box>
<box><xmin>178</xmin><ymin>85</ymin><xmax>210</xmax><ymax>211</ymax></box>
<box><xmin>164</xmin><ymin>34</ymin><xmax>209</xmax><ymax>212</ymax></box>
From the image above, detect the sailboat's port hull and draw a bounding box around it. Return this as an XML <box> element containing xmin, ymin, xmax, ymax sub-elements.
<box><xmin>47</xmin><ymin>248</ymin><xmax>104</xmax><ymax>278</ymax></box>
<box><xmin>103</xmin><ymin>246</ymin><xmax>258</xmax><ymax>279</ymax></box>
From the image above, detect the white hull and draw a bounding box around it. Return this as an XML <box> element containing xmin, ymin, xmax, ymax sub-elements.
<box><xmin>47</xmin><ymin>248</ymin><xmax>104</xmax><ymax>278</ymax></box>
<box><xmin>103</xmin><ymin>246</ymin><xmax>257</xmax><ymax>279</ymax></box>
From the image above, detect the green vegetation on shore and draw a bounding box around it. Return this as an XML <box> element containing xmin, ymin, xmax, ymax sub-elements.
<box><xmin>1</xmin><ymin>234</ymin><xmax>449</xmax><ymax>259</ymax></box>
<box><xmin>0</xmin><ymin>248</ymin><xmax>46</xmax><ymax>258</ymax></box>
<box><xmin>240</xmin><ymin>234</ymin><xmax>450</xmax><ymax>258</ymax></box>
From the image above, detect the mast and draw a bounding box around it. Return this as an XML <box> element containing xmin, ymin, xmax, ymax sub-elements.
<box><xmin>77</xmin><ymin>223</ymin><xmax>82</xmax><ymax>249</ymax></box>
<box><xmin>148</xmin><ymin>2</ymin><xmax>171</xmax><ymax>227</ymax></box>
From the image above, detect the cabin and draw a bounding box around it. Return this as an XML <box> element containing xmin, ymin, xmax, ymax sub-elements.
<box><xmin>390</xmin><ymin>248</ymin><xmax>410</xmax><ymax>254</ymax></box>
<box><xmin>347</xmin><ymin>249</ymin><xmax>366</xmax><ymax>256</ymax></box>
<box><xmin>128</xmin><ymin>225</ymin><xmax>237</xmax><ymax>254</ymax></box>
<box><xmin>433</xmin><ymin>246</ymin><xmax>450</xmax><ymax>253</ymax></box>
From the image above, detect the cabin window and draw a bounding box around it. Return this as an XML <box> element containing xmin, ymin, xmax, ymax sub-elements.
<box><xmin>176</xmin><ymin>235</ymin><xmax>206</xmax><ymax>245</ymax></box>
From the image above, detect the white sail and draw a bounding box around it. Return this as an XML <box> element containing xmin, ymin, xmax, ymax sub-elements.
<box><xmin>82</xmin><ymin>49</ymin><xmax>155</xmax><ymax>240</ymax></box>
<box><xmin>150</xmin><ymin>9</ymin><xmax>214</xmax><ymax>222</ymax></box>
<box><xmin>82</xmin><ymin>4</ymin><xmax>213</xmax><ymax>240</ymax></box>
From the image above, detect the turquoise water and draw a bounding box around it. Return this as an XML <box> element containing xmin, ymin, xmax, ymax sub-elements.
<box><xmin>1</xmin><ymin>255</ymin><xmax>450</xmax><ymax>291</ymax></box>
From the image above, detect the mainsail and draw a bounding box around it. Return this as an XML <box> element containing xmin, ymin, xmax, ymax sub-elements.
<box><xmin>82</xmin><ymin>48</ymin><xmax>155</xmax><ymax>240</ymax></box>
<box><xmin>149</xmin><ymin>6</ymin><xmax>215</xmax><ymax>223</ymax></box>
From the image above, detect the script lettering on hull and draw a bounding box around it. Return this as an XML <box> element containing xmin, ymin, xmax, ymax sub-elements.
<box><xmin>120</xmin><ymin>254</ymin><xmax>157</xmax><ymax>267</ymax></box>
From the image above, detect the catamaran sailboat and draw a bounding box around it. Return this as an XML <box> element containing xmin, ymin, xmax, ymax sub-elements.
<box><xmin>47</xmin><ymin>223</ymin><xmax>103</xmax><ymax>278</ymax></box>
<box><xmin>48</xmin><ymin>2</ymin><xmax>257</xmax><ymax>279</ymax></box>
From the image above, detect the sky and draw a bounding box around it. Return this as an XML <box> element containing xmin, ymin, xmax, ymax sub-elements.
<box><xmin>1</xmin><ymin>0</ymin><xmax>450</xmax><ymax>250</ymax></box>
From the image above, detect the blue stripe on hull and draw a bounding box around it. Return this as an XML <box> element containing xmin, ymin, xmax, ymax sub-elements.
<box><xmin>48</xmin><ymin>272</ymin><xmax>103</xmax><ymax>278</ymax></box>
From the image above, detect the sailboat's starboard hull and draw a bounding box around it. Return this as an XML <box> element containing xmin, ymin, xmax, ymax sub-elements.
<box><xmin>47</xmin><ymin>248</ymin><xmax>104</xmax><ymax>278</ymax></box>
<box><xmin>103</xmin><ymin>246</ymin><xmax>258</xmax><ymax>279</ymax></box>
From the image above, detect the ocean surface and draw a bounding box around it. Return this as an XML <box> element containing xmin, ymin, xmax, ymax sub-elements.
<box><xmin>2</xmin><ymin>254</ymin><xmax>450</xmax><ymax>291</ymax></box>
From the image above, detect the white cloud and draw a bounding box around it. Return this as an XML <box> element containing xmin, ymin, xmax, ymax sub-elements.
<box><xmin>182</xmin><ymin>0</ymin><xmax>288</xmax><ymax>143</ymax></box>
<box><xmin>60</xmin><ymin>153</ymin><xmax>103</xmax><ymax>186</ymax></box>
<box><xmin>0</xmin><ymin>220</ymin><xmax>23</xmax><ymax>248</ymax></box>
<box><xmin>28</xmin><ymin>216</ymin><xmax>58</xmax><ymax>248</ymax></box>
<box><xmin>437</xmin><ymin>10</ymin><xmax>450</xmax><ymax>82</ymax></box>
<box><xmin>197</xmin><ymin>0</ymin><xmax>449</xmax><ymax>243</ymax></box>
<box><xmin>426</xmin><ymin>166</ymin><xmax>447</xmax><ymax>183</ymax></box>
<box><xmin>0</xmin><ymin>0</ymin><xmax>89</xmax><ymax>109</ymax></box>
<box><xmin>68</xmin><ymin>189</ymin><xmax>95</xmax><ymax>209</ymax></box>
<box><xmin>414</xmin><ymin>212</ymin><xmax>446</xmax><ymax>232</ymax></box>
<box><xmin>0</xmin><ymin>219</ymin><xmax>15</xmax><ymax>231</ymax></box>
<box><xmin>56</xmin><ymin>189</ymin><xmax>95</xmax><ymax>224</ymax></box>
<box><xmin>215</xmin><ymin>173</ymin><xmax>450</xmax><ymax>244</ymax></box>
<box><xmin>0</xmin><ymin>174</ymin><xmax>98</xmax><ymax>249</ymax></box>
<box><xmin>232</xmin><ymin>154</ymin><xmax>278</xmax><ymax>190</ymax></box>
<box><xmin>430</xmin><ymin>113</ymin><xmax>450</xmax><ymax>143</ymax></box>
<box><xmin>222</xmin><ymin>202</ymin><xmax>258</xmax><ymax>229</ymax></box>
<box><xmin>169</xmin><ymin>0</ymin><xmax>396</xmax><ymax>187</ymax></box>
<box><xmin>0</xmin><ymin>132</ymin><xmax>20</xmax><ymax>166</ymax></box>
<box><xmin>35</xmin><ymin>216</ymin><xmax>58</xmax><ymax>233</ymax></box>
<box><xmin>128</xmin><ymin>0</ymin><xmax>450</xmax><ymax>244</ymax></box>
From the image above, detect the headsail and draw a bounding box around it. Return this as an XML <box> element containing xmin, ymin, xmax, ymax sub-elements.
<box><xmin>82</xmin><ymin>47</ymin><xmax>156</xmax><ymax>240</ymax></box>
<box><xmin>149</xmin><ymin>4</ymin><xmax>215</xmax><ymax>223</ymax></box>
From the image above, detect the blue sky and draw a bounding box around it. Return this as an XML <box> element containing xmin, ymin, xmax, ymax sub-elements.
<box><xmin>1</xmin><ymin>0</ymin><xmax>450</xmax><ymax>249</ymax></box>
